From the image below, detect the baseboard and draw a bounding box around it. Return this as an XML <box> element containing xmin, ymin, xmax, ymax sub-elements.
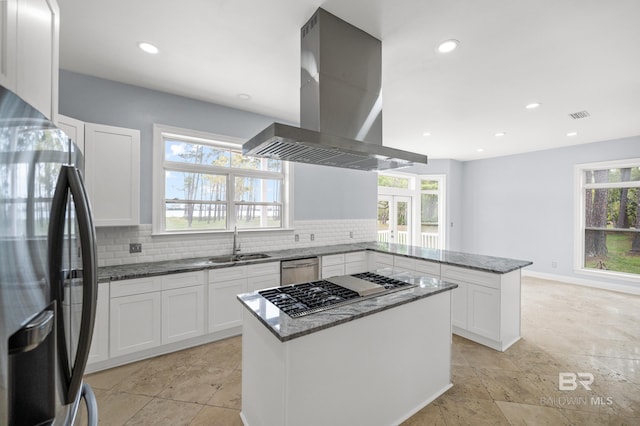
<box><xmin>522</xmin><ymin>270</ymin><xmax>640</xmax><ymax>295</ymax></box>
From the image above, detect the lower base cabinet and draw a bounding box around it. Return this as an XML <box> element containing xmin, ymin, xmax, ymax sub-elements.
<box><xmin>208</xmin><ymin>279</ymin><xmax>245</xmax><ymax>333</ymax></box>
<box><xmin>443</xmin><ymin>264</ymin><xmax>521</xmax><ymax>351</ymax></box>
<box><xmin>162</xmin><ymin>285</ymin><xmax>205</xmax><ymax>344</ymax></box>
<box><xmin>110</xmin><ymin>291</ymin><xmax>162</xmax><ymax>358</ymax></box>
<box><xmin>88</xmin><ymin>282</ymin><xmax>109</xmax><ymax>365</ymax></box>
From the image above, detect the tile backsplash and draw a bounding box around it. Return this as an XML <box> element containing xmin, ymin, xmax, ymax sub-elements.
<box><xmin>95</xmin><ymin>219</ymin><xmax>376</xmax><ymax>267</ymax></box>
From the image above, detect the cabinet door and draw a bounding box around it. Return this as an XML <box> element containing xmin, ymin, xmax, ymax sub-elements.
<box><xmin>467</xmin><ymin>284</ymin><xmax>501</xmax><ymax>340</ymax></box>
<box><xmin>162</xmin><ymin>285</ymin><xmax>205</xmax><ymax>344</ymax></box>
<box><xmin>88</xmin><ymin>282</ymin><xmax>109</xmax><ymax>365</ymax></box>
<box><xmin>0</xmin><ymin>0</ymin><xmax>17</xmax><ymax>90</ymax></box>
<box><xmin>372</xmin><ymin>252</ymin><xmax>394</xmax><ymax>270</ymax></box>
<box><xmin>57</xmin><ymin>114</ymin><xmax>85</xmax><ymax>154</ymax></box>
<box><xmin>110</xmin><ymin>292</ymin><xmax>161</xmax><ymax>357</ymax></box>
<box><xmin>208</xmin><ymin>280</ymin><xmax>245</xmax><ymax>333</ymax></box>
<box><xmin>15</xmin><ymin>0</ymin><xmax>58</xmax><ymax>119</ymax></box>
<box><xmin>84</xmin><ymin>123</ymin><xmax>140</xmax><ymax>227</ymax></box>
<box><xmin>450</xmin><ymin>282</ymin><xmax>467</xmax><ymax>329</ymax></box>
<box><xmin>247</xmin><ymin>274</ymin><xmax>280</xmax><ymax>293</ymax></box>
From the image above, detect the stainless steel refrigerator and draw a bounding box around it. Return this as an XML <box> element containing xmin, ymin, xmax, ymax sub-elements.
<box><xmin>0</xmin><ymin>86</ymin><xmax>98</xmax><ymax>424</ymax></box>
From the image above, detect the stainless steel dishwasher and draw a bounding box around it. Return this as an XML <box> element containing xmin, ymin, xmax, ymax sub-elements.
<box><xmin>280</xmin><ymin>257</ymin><xmax>320</xmax><ymax>285</ymax></box>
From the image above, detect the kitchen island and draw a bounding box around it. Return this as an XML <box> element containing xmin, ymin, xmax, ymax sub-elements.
<box><xmin>237</xmin><ymin>269</ymin><xmax>457</xmax><ymax>426</ymax></box>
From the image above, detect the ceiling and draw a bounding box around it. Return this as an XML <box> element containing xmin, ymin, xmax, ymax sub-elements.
<box><xmin>57</xmin><ymin>0</ymin><xmax>640</xmax><ymax>161</ymax></box>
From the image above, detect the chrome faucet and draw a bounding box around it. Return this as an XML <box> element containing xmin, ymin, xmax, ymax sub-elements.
<box><xmin>232</xmin><ymin>225</ymin><xmax>241</xmax><ymax>255</ymax></box>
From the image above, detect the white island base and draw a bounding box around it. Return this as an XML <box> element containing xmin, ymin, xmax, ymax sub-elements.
<box><xmin>240</xmin><ymin>291</ymin><xmax>453</xmax><ymax>426</ymax></box>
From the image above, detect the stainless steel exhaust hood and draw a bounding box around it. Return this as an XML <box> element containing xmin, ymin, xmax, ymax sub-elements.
<box><xmin>242</xmin><ymin>8</ymin><xmax>428</xmax><ymax>171</ymax></box>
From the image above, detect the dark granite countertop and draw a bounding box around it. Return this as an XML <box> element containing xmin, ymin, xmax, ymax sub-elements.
<box><xmin>237</xmin><ymin>268</ymin><xmax>458</xmax><ymax>342</ymax></box>
<box><xmin>98</xmin><ymin>242</ymin><xmax>532</xmax><ymax>282</ymax></box>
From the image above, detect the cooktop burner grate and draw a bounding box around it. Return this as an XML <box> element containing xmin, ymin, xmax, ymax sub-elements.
<box><xmin>259</xmin><ymin>272</ymin><xmax>414</xmax><ymax>318</ymax></box>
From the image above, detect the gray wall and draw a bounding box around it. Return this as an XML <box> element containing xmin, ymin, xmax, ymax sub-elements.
<box><xmin>460</xmin><ymin>136</ymin><xmax>640</xmax><ymax>288</ymax></box>
<box><xmin>59</xmin><ymin>70</ymin><xmax>376</xmax><ymax>223</ymax></box>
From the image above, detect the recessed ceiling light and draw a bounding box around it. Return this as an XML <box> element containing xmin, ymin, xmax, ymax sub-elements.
<box><xmin>525</xmin><ymin>102</ymin><xmax>541</xmax><ymax>109</ymax></box>
<box><xmin>437</xmin><ymin>39</ymin><xmax>459</xmax><ymax>53</ymax></box>
<box><xmin>495</xmin><ymin>132</ymin><xmax>506</xmax><ymax>137</ymax></box>
<box><xmin>237</xmin><ymin>93</ymin><xmax>251</xmax><ymax>101</ymax></box>
<box><xmin>422</xmin><ymin>132</ymin><xmax>432</xmax><ymax>137</ymax></box>
<box><xmin>567</xmin><ymin>131</ymin><xmax>578</xmax><ymax>137</ymax></box>
<box><xmin>138</xmin><ymin>42</ymin><xmax>159</xmax><ymax>54</ymax></box>
<box><xmin>476</xmin><ymin>148</ymin><xmax>485</xmax><ymax>152</ymax></box>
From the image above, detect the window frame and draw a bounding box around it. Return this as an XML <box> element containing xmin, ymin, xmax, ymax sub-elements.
<box><xmin>152</xmin><ymin>124</ymin><xmax>290</xmax><ymax>235</ymax></box>
<box><xmin>574</xmin><ymin>158</ymin><xmax>640</xmax><ymax>282</ymax></box>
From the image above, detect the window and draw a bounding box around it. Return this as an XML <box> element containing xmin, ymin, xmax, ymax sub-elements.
<box><xmin>575</xmin><ymin>159</ymin><xmax>640</xmax><ymax>279</ymax></box>
<box><xmin>376</xmin><ymin>172</ymin><xmax>445</xmax><ymax>249</ymax></box>
<box><xmin>153</xmin><ymin>125</ymin><xmax>287</xmax><ymax>234</ymax></box>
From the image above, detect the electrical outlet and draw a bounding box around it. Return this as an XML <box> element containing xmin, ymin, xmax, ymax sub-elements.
<box><xmin>295</xmin><ymin>234</ymin><xmax>299</xmax><ymax>242</ymax></box>
<box><xmin>349</xmin><ymin>231</ymin><xmax>354</xmax><ymax>239</ymax></box>
<box><xmin>551</xmin><ymin>261</ymin><xmax>558</xmax><ymax>269</ymax></box>
<box><xmin>129</xmin><ymin>243</ymin><xmax>142</xmax><ymax>253</ymax></box>
<box><xmin>310</xmin><ymin>234</ymin><xmax>315</xmax><ymax>241</ymax></box>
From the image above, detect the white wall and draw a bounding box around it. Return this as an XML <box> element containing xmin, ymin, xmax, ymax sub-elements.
<box><xmin>461</xmin><ymin>136</ymin><xmax>640</xmax><ymax>292</ymax></box>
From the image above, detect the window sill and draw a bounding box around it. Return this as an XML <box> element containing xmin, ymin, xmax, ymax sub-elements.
<box><xmin>151</xmin><ymin>227</ymin><xmax>296</xmax><ymax>237</ymax></box>
<box><xmin>575</xmin><ymin>267</ymin><xmax>640</xmax><ymax>284</ymax></box>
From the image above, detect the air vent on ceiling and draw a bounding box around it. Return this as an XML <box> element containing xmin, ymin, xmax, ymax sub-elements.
<box><xmin>568</xmin><ymin>110</ymin><xmax>590</xmax><ymax>120</ymax></box>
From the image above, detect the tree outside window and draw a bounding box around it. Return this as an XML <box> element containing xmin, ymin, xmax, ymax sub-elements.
<box><xmin>579</xmin><ymin>162</ymin><xmax>640</xmax><ymax>276</ymax></box>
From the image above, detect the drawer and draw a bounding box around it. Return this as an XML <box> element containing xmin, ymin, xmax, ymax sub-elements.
<box><xmin>161</xmin><ymin>271</ymin><xmax>205</xmax><ymax>290</ymax></box>
<box><xmin>208</xmin><ymin>265</ymin><xmax>247</xmax><ymax>283</ymax></box>
<box><xmin>322</xmin><ymin>254</ymin><xmax>345</xmax><ymax>267</ymax></box>
<box><xmin>110</xmin><ymin>276</ymin><xmax>162</xmax><ymax>298</ymax></box>
<box><xmin>441</xmin><ymin>265</ymin><xmax>500</xmax><ymax>289</ymax></box>
<box><xmin>373</xmin><ymin>252</ymin><xmax>394</xmax><ymax>267</ymax></box>
<box><xmin>393</xmin><ymin>256</ymin><xmax>416</xmax><ymax>271</ymax></box>
<box><xmin>247</xmin><ymin>262</ymin><xmax>280</xmax><ymax>277</ymax></box>
<box><xmin>414</xmin><ymin>260</ymin><xmax>441</xmax><ymax>276</ymax></box>
<box><xmin>322</xmin><ymin>264</ymin><xmax>345</xmax><ymax>279</ymax></box>
<box><xmin>247</xmin><ymin>274</ymin><xmax>280</xmax><ymax>292</ymax></box>
<box><xmin>345</xmin><ymin>251</ymin><xmax>367</xmax><ymax>263</ymax></box>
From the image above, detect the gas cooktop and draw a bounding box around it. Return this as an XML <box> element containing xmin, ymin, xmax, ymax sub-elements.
<box><xmin>259</xmin><ymin>272</ymin><xmax>415</xmax><ymax>318</ymax></box>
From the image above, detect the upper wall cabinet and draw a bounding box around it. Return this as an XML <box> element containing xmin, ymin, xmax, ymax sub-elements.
<box><xmin>85</xmin><ymin>123</ymin><xmax>140</xmax><ymax>227</ymax></box>
<box><xmin>0</xmin><ymin>0</ymin><xmax>59</xmax><ymax>120</ymax></box>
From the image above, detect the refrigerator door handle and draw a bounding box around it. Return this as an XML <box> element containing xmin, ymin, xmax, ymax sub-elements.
<box><xmin>66</xmin><ymin>165</ymin><xmax>98</xmax><ymax>405</ymax></box>
<box><xmin>48</xmin><ymin>165</ymin><xmax>98</xmax><ymax>405</ymax></box>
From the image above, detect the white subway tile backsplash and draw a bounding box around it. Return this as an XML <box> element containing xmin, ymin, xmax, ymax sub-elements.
<box><xmin>95</xmin><ymin>220</ymin><xmax>376</xmax><ymax>266</ymax></box>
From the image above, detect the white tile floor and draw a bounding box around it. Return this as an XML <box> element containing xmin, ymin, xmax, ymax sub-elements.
<box><xmin>79</xmin><ymin>277</ymin><xmax>640</xmax><ymax>425</ymax></box>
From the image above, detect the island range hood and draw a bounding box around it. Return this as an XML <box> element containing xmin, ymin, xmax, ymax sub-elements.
<box><xmin>242</xmin><ymin>8</ymin><xmax>428</xmax><ymax>171</ymax></box>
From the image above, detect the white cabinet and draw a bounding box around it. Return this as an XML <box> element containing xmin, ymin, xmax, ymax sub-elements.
<box><xmin>110</xmin><ymin>272</ymin><xmax>205</xmax><ymax>357</ymax></box>
<box><xmin>344</xmin><ymin>251</ymin><xmax>368</xmax><ymax>274</ymax></box>
<box><xmin>208</xmin><ymin>266</ymin><xmax>247</xmax><ymax>333</ymax></box>
<box><xmin>247</xmin><ymin>262</ymin><xmax>280</xmax><ymax>292</ymax></box>
<box><xmin>450</xmin><ymin>282</ymin><xmax>467</xmax><ymax>329</ymax></box>
<box><xmin>84</xmin><ymin>123</ymin><xmax>140</xmax><ymax>227</ymax></box>
<box><xmin>110</xmin><ymin>277</ymin><xmax>162</xmax><ymax>357</ymax></box>
<box><xmin>161</xmin><ymin>272</ymin><xmax>205</xmax><ymax>344</ymax></box>
<box><xmin>1</xmin><ymin>0</ymin><xmax>59</xmax><ymax>120</ymax></box>
<box><xmin>414</xmin><ymin>259</ymin><xmax>440</xmax><ymax>279</ymax></box>
<box><xmin>321</xmin><ymin>254</ymin><xmax>345</xmax><ymax>278</ymax></box>
<box><xmin>393</xmin><ymin>256</ymin><xmax>416</xmax><ymax>272</ymax></box>
<box><xmin>442</xmin><ymin>264</ymin><xmax>521</xmax><ymax>351</ymax></box>
<box><xmin>88</xmin><ymin>282</ymin><xmax>109</xmax><ymax>365</ymax></box>
<box><xmin>371</xmin><ymin>252</ymin><xmax>393</xmax><ymax>270</ymax></box>
<box><xmin>56</xmin><ymin>114</ymin><xmax>85</xmax><ymax>154</ymax></box>
<box><xmin>467</xmin><ymin>284</ymin><xmax>500</xmax><ymax>341</ymax></box>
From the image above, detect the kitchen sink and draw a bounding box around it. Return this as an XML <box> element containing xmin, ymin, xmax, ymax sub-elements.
<box><xmin>208</xmin><ymin>253</ymin><xmax>271</xmax><ymax>263</ymax></box>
